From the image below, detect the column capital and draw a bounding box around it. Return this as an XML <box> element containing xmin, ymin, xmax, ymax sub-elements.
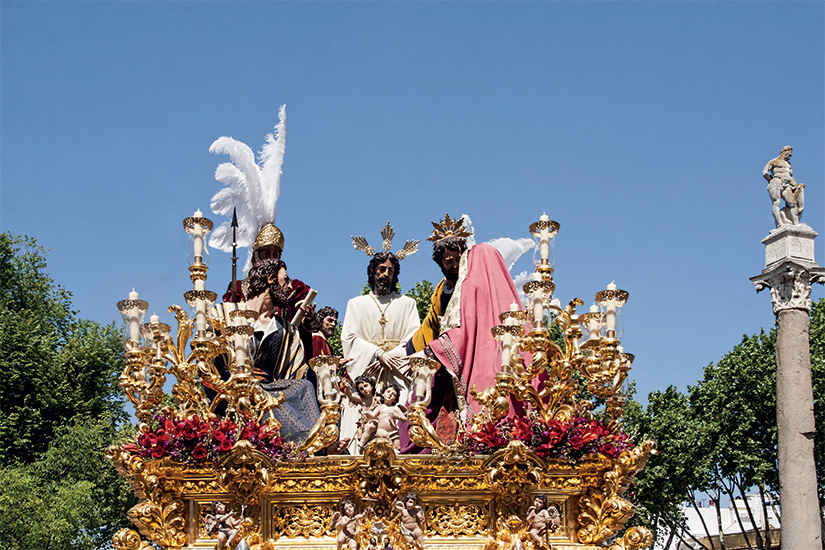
<box><xmin>751</xmin><ymin>261</ymin><xmax>825</xmax><ymax>314</ymax></box>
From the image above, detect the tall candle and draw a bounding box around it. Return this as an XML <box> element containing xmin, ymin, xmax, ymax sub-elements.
<box><xmin>501</xmin><ymin>302</ymin><xmax>519</xmax><ymax>370</ymax></box>
<box><xmin>192</xmin><ymin>209</ymin><xmax>204</xmax><ymax>261</ymax></box>
<box><xmin>196</xmin><ymin>297</ymin><xmax>206</xmax><ymax>333</ymax></box>
<box><xmin>150</xmin><ymin>313</ymin><xmax>159</xmax><ymax>324</ymax></box>
<box><xmin>532</xmin><ymin>272</ymin><xmax>543</xmax><ymax>326</ymax></box>
<box><xmin>128</xmin><ymin>290</ymin><xmax>140</xmax><ymax>344</ymax></box>
<box><xmin>234</xmin><ymin>316</ymin><xmax>246</xmax><ymax>368</ymax></box>
<box><xmin>539</xmin><ymin>213</ymin><xmax>550</xmax><ymax>263</ymax></box>
<box><xmin>605</xmin><ymin>281</ymin><xmax>617</xmax><ymax>337</ymax></box>
<box><xmin>589</xmin><ymin>304</ymin><xmax>600</xmax><ymax>340</ymax></box>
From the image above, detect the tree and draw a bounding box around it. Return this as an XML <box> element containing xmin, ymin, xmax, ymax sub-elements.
<box><xmin>405</xmin><ymin>280</ymin><xmax>435</xmax><ymax>321</ymax></box>
<box><xmin>0</xmin><ymin>233</ymin><xmax>134</xmax><ymax>549</ymax></box>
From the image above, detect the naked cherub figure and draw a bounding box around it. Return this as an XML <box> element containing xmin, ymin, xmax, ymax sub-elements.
<box><xmin>393</xmin><ymin>492</ymin><xmax>425</xmax><ymax>550</ymax></box>
<box><xmin>361</xmin><ymin>382</ymin><xmax>407</xmax><ymax>451</ymax></box>
<box><xmin>343</xmin><ymin>375</ymin><xmax>381</xmax><ymax>452</ymax></box>
<box><xmin>331</xmin><ymin>499</ymin><xmax>372</xmax><ymax>550</ymax></box>
<box><xmin>525</xmin><ymin>495</ymin><xmax>560</xmax><ymax>547</ymax></box>
<box><xmin>204</xmin><ymin>500</ymin><xmax>244</xmax><ymax>550</ymax></box>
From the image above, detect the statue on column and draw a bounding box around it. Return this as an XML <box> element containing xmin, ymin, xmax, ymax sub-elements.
<box><xmin>763</xmin><ymin>145</ymin><xmax>805</xmax><ymax>228</ymax></box>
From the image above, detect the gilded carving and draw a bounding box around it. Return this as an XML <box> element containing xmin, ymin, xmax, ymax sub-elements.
<box><xmin>272</xmin><ymin>504</ymin><xmax>335</xmax><ymax>538</ymax></box>
<box><xmin>428</xmin><ymin>503</ymin><xmax>489</xmax><ymax>537</ymax></box>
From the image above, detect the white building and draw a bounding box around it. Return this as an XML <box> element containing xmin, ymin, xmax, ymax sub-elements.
<box><xmin>654</xmin><ymin>494</ymin><xmax>781</xmax><ymax>550</ymax></box>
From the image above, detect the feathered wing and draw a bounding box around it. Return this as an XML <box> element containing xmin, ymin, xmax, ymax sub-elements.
<box><xmin>207</xmin><ymin>105</ymin><xmax>287</xmax><ymax>256</ymax></box>
<box><xmin>485</xmin><ymin>237</ymin><xmax>536</xmax><ymax>270</ymax></box>
<box><xmin>208</xmin><ymin>137</ymin><xmax>263</xmax><ymax>252</ymax></box>
<box><xmin>258</xmin><ymin>105</ymin><xmax>286</xmax><ymax>223</ymax></box>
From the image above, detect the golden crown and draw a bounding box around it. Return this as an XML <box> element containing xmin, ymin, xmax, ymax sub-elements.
<box><xmin>427</xmin><ymin>213</ymin><xmax>473</xmax><ymax>243</ymax></box>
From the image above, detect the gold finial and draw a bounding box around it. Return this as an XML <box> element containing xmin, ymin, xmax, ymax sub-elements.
<box><xmin>380</xmin><ymin>222</ymin><xmax>395</xmax><ymax>251</ymax></box>
<box><xmin>427</xmin><ymin>213</ymin><xmax>473</xmax><ymax>243</ymax></box>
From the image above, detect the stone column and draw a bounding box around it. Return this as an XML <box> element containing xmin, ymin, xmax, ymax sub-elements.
<box><xmin>751</xmin><ymin>224</ymin><xmax>824</xmax><ymax>550</ymax></box>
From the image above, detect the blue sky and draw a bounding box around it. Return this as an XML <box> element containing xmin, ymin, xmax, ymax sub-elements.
<box><xmin>2</xmin><ymin>1</ymin><xmax>823</xmax><ymax>403</ymax></box>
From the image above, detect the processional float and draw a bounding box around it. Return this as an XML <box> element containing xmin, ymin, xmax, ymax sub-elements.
<box><xmin>109</xmin><ymin>210</ymin><xmax>656</xmax><ymax>550</ymax></box>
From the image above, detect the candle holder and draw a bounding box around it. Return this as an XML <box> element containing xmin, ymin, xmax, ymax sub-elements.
<box><xmin>407</xmin><ymin>357</ymin><xmax>446</xmax><ymax>451</ymax></box>
<box><xmin>299</xmin><ymin>356</ymin><xmax>345</xmax><ymax>454</ymax></box>
<box><xmin>184</xmin><ymin>289</ymin><xmax>218</xmax><ymax>338</ymax></box>
<box><xmin>595</xmin><ymin>286</ymin><xmax>628</xmax><ymax>340</ymax></box>
<box><xmin>529</xmin><ymin>216</ymin><xmax>560</xmax><ymax>275</ymax></box>
<box><xmin>117</xmin><ymin>297</ymin><xmax>149</xmax><ymax>350</ymax></box>
<box><xmin>183</xmin><ymin>211</ymin><xmax>213</xmax><ymax>266</ymax></box>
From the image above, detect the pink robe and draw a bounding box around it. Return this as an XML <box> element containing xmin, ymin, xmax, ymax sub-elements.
<box><xmin>429</xmin><ymin>244</ymin><xmax>521</xmax><ymax>413</ymax></box>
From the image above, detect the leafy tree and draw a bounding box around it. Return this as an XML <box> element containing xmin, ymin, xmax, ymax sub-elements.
<box><xmin>405</xmin><ymin>280</ymin><xmax>435</xmax><ymax>321</ymax></box>
<box><xmin>0</xmin><ymin>233</ymin><xmax>134</xmax><ymax>549</ymax></box>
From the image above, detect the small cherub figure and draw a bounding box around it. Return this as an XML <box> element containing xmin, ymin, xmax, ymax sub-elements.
<box><xmin>204</xmin><ymin>500</ymin><xmax>244</xmax><ymax>550</ymax></box>
<box><xmin>362</xmin><ymin>383</ymin><xmax>407</xmax><ymax>451</ymax></box>
<box><xmin>394</xmin><ymin>492</ymin><xmax>425</xmax><ymax>550</ymax></box>
<box><xmin>331</xmin><ymin>499</ymin><xmax>372</xmax><ymax>550</ymax></box>
<box><xmin>345</xmin><ymin>375</ymin><xmax>381</xmax><ymax>452</ymax></box>
<box><xmin>525</xmin><ymin>495</ymin><xmax>560</xmax><ymax>547</ymax></box>
<box><xmin>365</xmin><ymin>536</ymin><xmax>379</xmax><ymax>550</ymax></box>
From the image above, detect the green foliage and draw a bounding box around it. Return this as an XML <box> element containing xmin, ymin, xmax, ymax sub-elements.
<box><xmin>0</xmin><ymin>233</ymin><xmax>134</xmax><ymax>548</ymax></box>
<box><xmin>328</xmin><ymin>322</ymin><xmax>343</xmax><ymax>356</ymax></box>
<box><xmin>626</xmin><ymin>299</ymin><xmax>825</xmax><ymax>546</ymax></box>
<box><xmin>405</xmin><ymin>280</ymin><xmax>435</xmax><ymax>321</ymax></box>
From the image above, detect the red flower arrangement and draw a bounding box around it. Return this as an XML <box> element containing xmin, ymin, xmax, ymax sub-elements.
<box><xmin>121</xmin><ymin>412</ymin><xmax>293</xmax><ymax>464</ymax></box>
<box><xmin>464</xmin><ymin>407</ymin><xmax>634</xmax><ymax>461</ymax></box>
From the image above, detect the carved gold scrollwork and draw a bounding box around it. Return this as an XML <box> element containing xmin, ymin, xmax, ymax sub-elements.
<box><xmin>356</xmin><ymin>439</ymin><xmax>407</xmax><ymax>505</ymax></box>
<box><xmin>607</xmin><ymin>526</ymin><xmax>655</xmax><ymax>550</ymax></box>
<box><xmin>299</xmin><ymin>402</ymin><xmax>342</xmax><ymax>454</ymax></box>
<box><xmin>272</xmin><ymin>504</ymin><xmax>335</xmax><ymax>538</ymax></box>
<box><xmin>218</xmin><ymin>440</ymin><xmax>273</xmax><ymax>503</ymax></box>
<box><xmin>112</xmin><ymin>528</ymin><xmax>155</xmax><ymax>550</ymax></box>
<box><xmin>130</xmin><ymin>493</ymin><xmax>187</xmax><ymax>548</ymax></box>
<box><xmin>428</xmin><ymin>503</ymin><xmax>489</xmax><ymax>537</ymax></box>
<box><xmin>484</xmin><ymin>441</ymin><xmax>544</xmax><ymax>517</ymax></box>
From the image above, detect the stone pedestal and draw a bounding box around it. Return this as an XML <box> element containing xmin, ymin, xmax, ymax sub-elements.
<box><xmin>751</xmin><ymin>224</ymin><xmax>824</xmax><ymax>550</ymax></box>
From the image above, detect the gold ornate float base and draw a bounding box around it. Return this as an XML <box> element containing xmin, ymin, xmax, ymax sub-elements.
<box><xmin>109</xmin><ymin>438</ymin><xmax>654</xmax><ymax>550</ymax></box>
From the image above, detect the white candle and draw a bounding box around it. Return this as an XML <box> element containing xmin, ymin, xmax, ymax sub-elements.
<box><xmin>193</xmin><ymin>210</ymin><xmax>204</xmax><ymax>261</ymax></box>
<box><xmin>196</xmin><ymin>298</ymin><xmax>206</xmax><ymax>333</ymax></box>
<box><xmin>539</xmin><ymin>213</ymin><xmax>550</xmax><ymax>263</ymax></box>
<box><xmin>532</xmin><ymin>272</ymin><xmax>543</xmax><ymax>326</ymax></box>
<box><xmin>501</xmin><ymin>303</ymin><xmax>519</xmax><ymax>370</ymax></box>
<box><xmin>589</xmin><ymin>304</ymin><xmax>600</xmax><ymax>340</ymax></box>
<box><xmin>128</xmin><ymin>290</ymin><xmax>140</xmax><ymax>344</ymax></box>
<box><xmin>150</xmin><ymin>313</ymin><xmax>159</xmax><ymax>324</ymax></box>
<box><xmin>233</xmin><ymin>315</ymin><xmax>246</xmax><ymax>368</ymax></box>
<box><xmin>605</xmin><ymin>281</ymin><xmax>617</xmax><ymax>337</ymax></box>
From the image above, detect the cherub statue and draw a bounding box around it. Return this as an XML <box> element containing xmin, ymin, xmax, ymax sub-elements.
<box><xmin>365</xmin><ymin>537</ymin><xmax>379</xmax><ymax>550</ymax></box>
<box><xmin>393</xmin><ymin>492</ymin><xmax>425</xmax><ymax>549</ymax></box>
<box><xmin>204</xmin><ymin>500</ymin><xmax>244</xmax><ymax>550</ymax></box>
<box><xmin>343</xmin><ymin>375</ymin><xmax>380</xmax><ymax>452</ymax></box>
<box><xmin>525</xmin><ymin>495</ymin><xmax>560</xmax><ymax>547</ymax></box>
<box><xmin>331</xmin><ymin>499</ymin><xmax>373</xmax><ymax>550</ymax></box>
<box><xmin>361</xmin><ymin>383</ymin><xmax>407</xmax><ymax>451</ymax></box>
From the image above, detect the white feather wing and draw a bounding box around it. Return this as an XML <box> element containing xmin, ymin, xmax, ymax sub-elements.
<box><xmin>258</xmin><ymin>105</ymin><xmax>286</xmax><ymax>222</ymax></box>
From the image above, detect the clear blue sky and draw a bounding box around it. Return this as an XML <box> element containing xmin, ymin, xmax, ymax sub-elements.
<box><xmin>2</xmin><ymin>1</ymin><xmax>823</xmax><ymax>403</ymax></box>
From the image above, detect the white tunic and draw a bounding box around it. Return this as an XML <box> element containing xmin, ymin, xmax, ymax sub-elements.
<box><xmin>340</xmin><ymin>292</ymin><xmax>420</xmax><ymax>453</ymax></box>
